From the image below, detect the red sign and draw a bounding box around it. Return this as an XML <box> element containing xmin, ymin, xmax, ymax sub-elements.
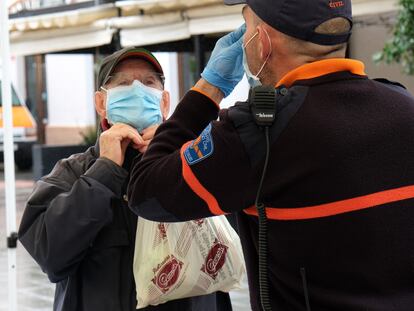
<box><xmin>152</xmin><ymin>256</ymin><xmax>183</xmax><ymax>293</ymax></box>
<box><xmin>329</xmin><ymin>1</ymin><xmax>344</xmax><ymax>8</ymax></box>
<box><xmin>193</xmin><ymin>219</ymin><xmax>205</xmax><ymax>226</ymax></box>
<box><xmin>201</xmin><ymin>239</ymin><xmax>228</xmax><ymax>280</ymax></box>
<box><xmin>158</xmin><ymin>223</ymin><xmax>167</xmax><ymax>240</ymax></box>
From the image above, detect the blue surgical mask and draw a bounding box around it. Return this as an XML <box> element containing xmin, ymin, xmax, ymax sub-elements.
<box><xmin>242</xmin><ymin>30</ymin><xmax>272</xmax><ymax>87</ymax></box>
<box><xmin>103</xmin><ymin>80</ymin><xmax>163</xmax><ymax>133</ymax></box>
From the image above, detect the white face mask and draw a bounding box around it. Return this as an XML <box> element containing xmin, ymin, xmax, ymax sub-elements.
<box><xmin>242</xmin><ymin>29</ymin><xmax>272</xmax><ymax>87</ymax></box>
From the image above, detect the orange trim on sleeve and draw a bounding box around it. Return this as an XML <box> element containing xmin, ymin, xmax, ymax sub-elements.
<box><xmin>276</xmin><ymin>59</ymin><xmax>366</xmax><ymax>88</ymax></box>
<box><xmin>180</xmin><ymin>141</ymin><xmax>225</xmax><ymax>216</ymax></box>
<box><xmin>244</xmin><ymin>184</ymin><xmax>414</xmax><ymax>221</ymax></box>
<box><xmin>191</xmin><ymin>87</ymin><xmax>220</xmax><ymax>110</ymax></box>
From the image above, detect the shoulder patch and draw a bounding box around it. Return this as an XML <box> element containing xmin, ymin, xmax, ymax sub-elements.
<box><xmin>184</xmin><ymin>123</ymin><xmax>214</xmax><ymax>165</ymax></box>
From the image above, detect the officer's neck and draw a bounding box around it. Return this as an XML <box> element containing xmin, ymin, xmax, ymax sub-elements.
<box><xmin>268</xmin><ymin>53</ymin><xmax>346</xmax><ymax>87</ymax></box>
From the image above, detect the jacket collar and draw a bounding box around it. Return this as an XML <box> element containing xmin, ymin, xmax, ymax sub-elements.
<box><xmin>276</xmin><ymin>58</ymin><xmax>366</xmax><ymax>88</ymax></box>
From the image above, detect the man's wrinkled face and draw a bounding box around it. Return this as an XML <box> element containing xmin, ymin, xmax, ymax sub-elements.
<box><xmin>95</xmin><ymin>58</ymin><xmax>170</xmax><ymax>121</ymax></box>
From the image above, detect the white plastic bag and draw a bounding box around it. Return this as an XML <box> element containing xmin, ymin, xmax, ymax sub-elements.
<box><xmin>134</xmin><ymin>216</ymin><xmax>246</xmax><ymax>309</ymax></box>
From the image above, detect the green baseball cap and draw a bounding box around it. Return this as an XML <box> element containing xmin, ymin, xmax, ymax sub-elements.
<box><xmin>97</xmin><ymin>47</ymin><xmax>164</xmax><ymax>90</ymax></box>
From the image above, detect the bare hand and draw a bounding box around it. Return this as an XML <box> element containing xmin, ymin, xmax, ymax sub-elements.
<box><xmin>99</xmin><ymin>123</ymin><xmax>144</xmax><ymax>166</ymax></box>
<box><xmin>139</xmin><ymin>124</ymin><xmax>159</xmax><ymax>153</ymax></box>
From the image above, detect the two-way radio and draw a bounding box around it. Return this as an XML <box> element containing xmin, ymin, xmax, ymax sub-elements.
<box><xmin>248</xmin><ymin>85</ymin><xmax>277</xmax><ymax>311</ymax></box>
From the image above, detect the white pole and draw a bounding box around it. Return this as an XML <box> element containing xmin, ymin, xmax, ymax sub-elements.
<box><xmin>0</xmin><ymin>1</ymin><xmax>18</xmax><ymax>311</ymax></box>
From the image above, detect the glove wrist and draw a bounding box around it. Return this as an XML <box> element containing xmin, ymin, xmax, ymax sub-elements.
<box><xmin>200</xmin><ymin>71</ymin><xmax>233</xmax><ymax>98</ymax></box>
<box><xmin>194</xmin><ymin>79</ymin><xmax>224</xmax><ymax>105</ymax></box>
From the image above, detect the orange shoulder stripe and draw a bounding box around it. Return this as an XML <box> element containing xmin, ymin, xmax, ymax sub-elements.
<box><xmin>244</xmin><ymin>185</ymin><xmax>414</xmax><ymax>220</ymax></box>
<box><xmin>276</xmin><ymin>58</ymin><xmax>366</xmax><ymax>88</ymax></box>
<box><xmin>180</xmin><ymin>141</ymin><xmax>225</xmax><ymax>216</ymax></box>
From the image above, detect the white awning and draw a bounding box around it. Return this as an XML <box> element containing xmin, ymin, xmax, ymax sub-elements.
<box><xmin>10</xmin><ymin>23</ymin><xmax>115</xmax><ymax>56</ymax></box>
<box><xmin>117</xmin><ymin>0</ymin><xmax>398</xmax><ymax>47</ymax></box>
<box><xmin>121</xmin><ymin>21</ymin><xmax>190</xmax><ymax>46</ymax></box>
<box><xmin>116</xmin><ymin>0</ymin><xmax>399</xmax><ymax>20</ymax></box>
<box><xmin>116</xmin><ymin>0</ymin><xmax>221</xmax><ymax>15</ymax></box>
<box><xmin>112</xmin><ymin>11</ymin><xmax>189</xmax><ymax>46</ymax></box>
<box><xmin>352</xmin><ymin>0</ymin><xmax>398</xmax><ymax>17</ymax></box>
<box><xmin>8</xmin><ymin>0</ymin><xmax>399</xmax><ymax>55</ymax></box>
<box><xmin>9</xmin><ymin>4</ymin><xmax>118</xmax><ymax>32</ymax></box>
<box><xmin>118</xmin><ymin>3</ymin><xmax>243</xmax><ymax>47</ymax></box>
<box><xmin>187</xmin><ymin>4</ymin><xmax>243</xmax><ymax>35</ymax></box>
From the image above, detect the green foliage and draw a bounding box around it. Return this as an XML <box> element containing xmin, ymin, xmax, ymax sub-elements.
<box><xmin>374</xmin><ymin>0</ymin><xmax>414</xmax><ymax>75</ymax></box>
<box><xmin>80</xmin><ymin>126</ymin><xmax>98</xmax><ymax>146</ymax></box>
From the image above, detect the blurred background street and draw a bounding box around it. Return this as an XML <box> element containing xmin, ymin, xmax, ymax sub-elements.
<box><xmin>2</xmin><ymin>0</ymin><xmax>414</xmax><ymax>310</ymax></box>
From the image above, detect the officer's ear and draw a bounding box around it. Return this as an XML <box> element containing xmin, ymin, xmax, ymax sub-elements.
<box><xmin>95</xmin><ymin>90</ymin><xmax>107</xmax><ymax>119</ymax></box>
<box><xmin>257</xmin><ymin>24</ymin><xmax>272</xmax><ymax>62</ymax></box>
<box><xmin>160</xmin><ymin>91</ymin><xmax>170</xmax><ymax>120</ymax></box>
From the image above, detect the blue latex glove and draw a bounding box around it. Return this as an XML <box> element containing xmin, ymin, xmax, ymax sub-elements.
<box><xmin>201</xmin><ymin>24</ymin><xmax>246</xmax><ymax>97</ymax></box>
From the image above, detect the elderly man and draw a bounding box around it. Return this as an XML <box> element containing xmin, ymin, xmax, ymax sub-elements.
<box><xmin>128</xmin><ymin>1</ymin><xmax>414</xmax><ymax>311</ymax></box>
<box><xmin>18</xmin><ymin>47</ymin><xmax>232</xmax><ymax>311</ymax></box>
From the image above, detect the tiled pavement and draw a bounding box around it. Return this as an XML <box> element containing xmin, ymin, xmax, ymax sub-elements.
<box><xmin>0</xmin><ymin>171</ymin><xmax>250</xmax><ymax>311</ymax></box>
<box><xmin>0</xmin><ymin>172</ymin><xmax>54</xmax><ymax>311</ymax></box>
<box><xmin>0</xmin><ymin>248</ymin><xmax>55</xmax><ymax>311</ymax></box>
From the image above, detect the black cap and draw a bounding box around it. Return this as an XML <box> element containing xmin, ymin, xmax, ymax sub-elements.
<box><xmin>224</xmin><ymin>0</ymin><xmax>352</xmax><ymax>45</ymax></box>
<box><xmin>97</xmin><ymin>47</ymin><xmax>164</xmax><ymax>90</ymax></box>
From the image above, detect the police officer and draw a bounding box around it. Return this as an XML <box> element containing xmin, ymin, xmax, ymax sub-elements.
<box><xmin>128</xmin><ymin>1</ymin><xmax>414</xmax><ymax>310</ymax></box>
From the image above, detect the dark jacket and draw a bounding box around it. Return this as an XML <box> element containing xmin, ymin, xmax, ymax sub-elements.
<box><xmin>128</xmin><ymin>58</ymin><xmax>414</xmax><ymax>310</ymax></box>
<box><xmin>18</xmin><ymin>141</ymin><xmax>232</xmax><ymax>311</ymax></box>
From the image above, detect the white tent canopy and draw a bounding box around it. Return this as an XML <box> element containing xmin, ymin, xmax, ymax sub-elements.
<box><xmin>188</xmin><ymin>5</ymin><xmax>244</xmax><ymax>36</ymax></box>
<box><xmin>119</xmin><ymin>4</ymin><xmax>244</xmax><ymax>47</ymax></box>
<box><xmin>9</xmin><ymin>3</ymin><xmax>118</xmax><ymax>32</ymax></box>
<box><xmin>11</xmin><ymin>23</ymin><xmax>115</xmax><ymax>56</ymax></box>
<box><xmin>8</xmin><ymin>0</ymin><xmax>399</xmax><ymax>56</ymax></box>
<box><xmin>353</xmin><ymin>0</ymin><xmax>398</xmax><ymax>16</ymax></box>
<box><xmin>121</xmin><ymin>21</ymin><xmax>190</xmax><ymax>47</ymax></box>
<box><xmin>115</xmin><ymin>0</ymin><xmax>222</xmax><ymax>15</ymax></box>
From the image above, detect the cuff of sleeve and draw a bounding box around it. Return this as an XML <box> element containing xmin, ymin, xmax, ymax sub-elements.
<box><xmin>84</xmin><ymin>158</ymin><xmax>128</xmax><ymax>196</ymax></box>
<box><xmin>171</xmin><ymin>90</ymin><xmax>220</xmax><ymax>135</ymax></box>
<box><xmin>191</xmin><ymin>87</ymin><xmax>220</xmax><ymax>109</ymax></box>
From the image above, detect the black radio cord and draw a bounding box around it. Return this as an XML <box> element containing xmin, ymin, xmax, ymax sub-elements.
<box><xmin>255</xmin><ymin>126</ymin><xmax>272</xmax><ymax>311</ymax></box>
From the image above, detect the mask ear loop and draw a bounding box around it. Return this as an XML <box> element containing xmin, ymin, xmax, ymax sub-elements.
<box><xmin>243</xmin><ymin>31</ymin><xmax>259</xmax><ymax>49</ymax></box>
<box><xmin>255</xmin><ymin>28</ymin><xmax>272</xmax><ymax>79</ymax></box>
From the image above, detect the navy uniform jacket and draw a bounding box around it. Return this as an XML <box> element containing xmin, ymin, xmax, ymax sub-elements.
<box><xmin>128</xmin><ymin>58</ymin><xmax>414</xmax><ymax>311</ymax></box>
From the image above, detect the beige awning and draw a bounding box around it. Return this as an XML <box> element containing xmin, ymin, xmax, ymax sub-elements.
<box><xmin>10</xmin><ymin>21</ymin><xmax>115</xmax><ymax>56</ymax></box>
<box><xmin>352</xmin><ymin>0</ymin><xmax>398</xmax><ymax>17</ymax></box>
<box><xmin>116</xmin><ymin>0</ymin><xmax>222</xmax><ymax>15</ymax></box>
<box><xmin>117</xmin><ymin>3</ymin><xmax>243</xmax><ymax>47</ymax></box>
<box><xmin>8</xmin><ymin>0</ymin><xmax>399</xmax><ymax>55</ymax></box>
<box><xmin>9</xmin><ymin>4</ymin><xmax>118</xmax><ymax>32</ymax></box>
<box><xmin>187</xmin><ymin>4</ymin><xmax>243</xmax><ymax>35</ymax></box>
<box><xmin>120</xmin><ymin>21</ymin><xmax>190</xmax><ymax>46</ymax></box>
<box><xmin>116</xmin><ymin>0</ymin><xmax>399</xmax><ymax>18</ymax></box>
<box><xmin>116</xmin><ymin>0</ymin><xmax>399</xmax><ymax>47</ymax></box>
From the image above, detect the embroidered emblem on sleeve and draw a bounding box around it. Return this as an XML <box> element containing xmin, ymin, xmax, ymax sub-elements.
<box><xmin>184</xmin><ymin>123</ymin><xmax>214</xmax><ymax>165</ymax></box>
